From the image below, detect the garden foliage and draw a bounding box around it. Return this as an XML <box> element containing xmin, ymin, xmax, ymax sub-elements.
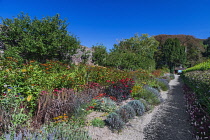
<box><xmin>182</xmin><ymin>61</ymin><xmax>210</xmax><ymax>139</ymax></box>
<box><xmin>183</xmin><ymin>59</ymin><xmax>210</xmax><ymax>72</ymax></box>
<box><xmin>127</xmin><ymin>100</ymin><xmax>145</xmax><ymax>116</ymax></box>
<box><xmin>105</xmin><ymin>78</ymin><xmax>135</xmax><ymax>101</ymax></box>
<box><xmin>143</xmin><ymin>85</ymin><xmax>163</xmax><ymax>102</ymax></box>
<box><xmin>106</xmin><ymin>34</ymin><xmax>159</xmax><ymax>71</ymax></box>
<box><xmin>3</xmin><ymin>122</ymin><xmax>91</xmax><ymax>140</ymax></box>
<box><xmin>115</xmin><ymin>104</ymin><xmax>136</xmax><ymax>122</ymax></box>
<box><xmin>156</xmin><ymin>78</ymin><xmax>170</xmax><ymax>91</ymax></box>
<box><xmin>0</xmin><ymin>13</ymin><xmax>80</xmax><ymax>63</ymax></box>
<box><xmin>162</xmin><ymin>38</ymin><xmax>186</xmax><ymax>73</ymax></box>
<box><xmin>183</xmin><ymin>84</ymin><xmax>210</xmax><ymax>139</ymax></box>
<box><xmin>105</xmin><ymin>112</ymin><xmax>125</xmax><ymax>131</ymax></box>
<box><xmin>92</xmin><ymin>97</ymin><xmax>117</xmax><ymax>112</ymax></box>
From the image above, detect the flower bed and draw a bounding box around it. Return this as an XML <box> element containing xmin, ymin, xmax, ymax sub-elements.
<box><xmin>183</xmin><ymin>84</ymin><xmax>210</xmax><ymax>139</ymax></box>
<box><xmin>182</xmin><ymin>61</ymin><xmax>210</xmax><ymax>139</ymax></box>
<box><xmin>0</xmin><ymin>57</ymin><xmax>170</xmax><ymax>139</ymax></box>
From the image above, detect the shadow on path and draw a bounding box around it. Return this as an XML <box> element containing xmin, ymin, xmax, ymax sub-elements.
<box><xmin>144</xmin><ymin>75</ymin><xmax>195</xmax><ymax>140</ymax></box>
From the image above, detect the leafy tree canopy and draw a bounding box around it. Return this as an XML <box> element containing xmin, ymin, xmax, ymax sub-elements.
<box><xmin>154</xmin><ymin>34</ymin><xmax>205</xmax><ymax>67</ymax></box>
<box><xmin>203</xmin><ymin>37</ymin><xmax>210</xmax><ymax>58</ymax></box>
<box><xmin>0</xmin><ymin>12</ymin><xmax>80</xmax><ymax>63</ymax></box>
<box><xmin>162</xmin><ymin>38</ymin><xmax>186</xmax><ymax>73</ymax></box>
<box><xmin>107</xmin><ymin>34</ymin><xmax>159</xmax><ymax>71</ymax></box>
<box><xmin>92</xmin><ymin>44</ymin><xmax>108</xmax><ymax>66</ymax></box>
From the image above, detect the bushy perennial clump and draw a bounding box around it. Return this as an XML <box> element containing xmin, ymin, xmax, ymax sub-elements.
<box><xmin>2</xmin><ymin>123</ymin><xmax>91</xmax><ymax>140</ymax></box>
<box><xmin>115</xmin><ymin>104</ymin><xmax>136</xmax><ymax>123</ymax></box>
<box><xmin>143</xmin><ymin>85</ymin><xmax>163</xmax><ymax>102</ymax></box>
<box><xmin>127</xmin><ymin>100</ymin><xmax>145</xmax><ymax>116</ymax></box>
<box><xmin>161</xmin><ymin>73</ymin><xmax>173</xmax><ymax>81</ymax></box>
<box><xmin>169</xmin><ymin>73</ymin><xmax>175</xmax><ymax>80</ymax></box>
<box><xmin>91</xmin><ymin>117</ymin><xmax>105</xmax><ymax>128</ymax></box>
<box><xmin>105</xmin><ymin>78</ymin><xmax>135</xmax><ymax>101</ymax></box>
<box><xmin>183</xmin><ymin>84</ymin><xmax>210</xmax><ymax>139</ymax></box>
<box><xmin>105</xmin><ymin>112</ymin><xmax>125</xmax><ymax>131</ymax></box>
<box><xmin>156</xmin><ymin>78</ymin><xmax>170</xmax><ymax>91</ymax></box>
<box><xmin>93</xmin><ymin>97</ymin><xmax>117</xmax><ymax>112</ymax></box>
<box><xmin>139</xmin><ymin>98</ymin><xmax>152</xmax><ymax>112</ymax></box>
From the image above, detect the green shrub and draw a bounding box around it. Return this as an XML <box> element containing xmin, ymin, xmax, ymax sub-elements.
<box><xmin>143</xmin><ymin>85</ymin><xmax>163</xmax><ymax>102</ymax></box>
<box><xmin>156</xmin><ymin>78</ymin><xmax>169</xmax><ymax>91</ymax></box>
<box><xmin>132</xmin><ymin>88</ymin><xmax>161</xmax><ymax>106</ymax></box>
<box><xmin>182</xmin><ymin>70</ymin><xmax>210</xmax><ymax>114</ymax></box>
<box><xmin>183</xmin><ymin>59</ymin><xmax>210</xmax><ymax>72</ymax></box>
<box><xmin>105</xmin><ymin>112</ymin><xmax>125</xmax><ymax>131</ymax></box>
<box><xmin>2</xmin><ymin>122</ymin><xmax>91</xmax><ymax>140</ymax></box>
<box><xmin>127</xmin><ymin>100</ymin><xmax>145</xmax><ymax>116</ymax></box>
<box><xmin>139</xmin><ymin>98</ymin><xmax>152</xmax><ymax>112</ymax></box>
<box><xmin>91</xmin><ymin>117</ymin><xmax>105</xmax><ymax>128</ymax></box>
<box><xmin>93</xmin><ymin>97</ymin><xmax>117</xmax><ymax>112</ymax></box>
<box><xmin>116</xmin><ymin>104</ymin><xmax>136</xmax><ymax>123</ymax></box>
<box><xmin>169</xmin><ymin>73</ymin><xmax>175</xmax><ymax>80</ymax></box>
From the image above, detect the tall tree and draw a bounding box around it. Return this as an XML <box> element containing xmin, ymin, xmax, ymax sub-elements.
<box><xmin>154</xmin><ymin>34</ymin><xmax>205</xmax><ymax>67</ymax></box>
<box><xmin>92</xmin><ymin>44</ymin><xmax>108</xmax><ymax>66</ymax></box>
<box><xmin>107</xmin><ymin>34</ymin><xmax>159</xmax><ymax>71</ymax></box>
<box><xmin>0</xmin><ymin>12</ymin><xmax>80</xmax><ymax>63</ymax></box>
<box><xmin>162</xmin><ymin>38</ymin><xmax>186</xmax><ymax>73</ymax></box>
<box><xmin>203</xmin><ymin>37</ymin><xmax>210</xmax><ymax>58</ymax></box>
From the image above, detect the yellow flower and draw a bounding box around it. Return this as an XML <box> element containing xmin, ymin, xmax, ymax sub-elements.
<box><xmin>27</xmin><ymin>95</ymin><xmax>32</xmax><ymax>101</ymax></box>
<box><xmin>93</xmin><ymin>103</ymin><xmax>97</xmax><ymax>106</ymax></box>
<box><xmin>58</xmin><ymin>116</ymin><xmax>63</xmax><ymax>119</ymax></box>
<box><xmin>53</xmin><ymin>117</ymin><xmax>59</xmax><ymax>120</ymax></box>
<box><xmin>7</xmin><ymin>89</ymin><xmax>11</xmax><ymax>92</ymax></box>
<box><xmin>21</xmin><ymin>69</ymin><xmax>27</xmax><ymax>72</ymax></box>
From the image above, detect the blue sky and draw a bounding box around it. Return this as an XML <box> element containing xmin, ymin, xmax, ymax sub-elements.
<box><xmin>0</xmin><ymin>0</ymin><xmax>210</xmax><ymax>50</ymax></box>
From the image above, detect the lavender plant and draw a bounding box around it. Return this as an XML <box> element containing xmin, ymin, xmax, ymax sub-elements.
<box><xmin>105</xmin><ymin>112</ymin><xmax>125</xmax><ymax>131</ymax></box>
<box><xmin>1</xmin><ymin>122</ymin><xmax>91</xmax><ymax>140</ymax></box>
<box><xmin>143</xmin><ymin>85</ymin><xmax>163</xmax><ymax>102</ymax></box>
<box><xmin>115</xmin><ymin>104</ymin><xmax>136</xmax><ymax>123</ymax></box>
<box><xmin>127</xmin><ymin>100</ymin><xmax>145</xmax><ymax>116</ymax></box>
<box><xmin>156</xmin><ymin>78</ymin><xmax>170</xmax><ymax>91</ymax></box>
<box><xmin>139</xmin><ymin>98</ymin><xmax>152</xmax><ymax>112</ymax></box>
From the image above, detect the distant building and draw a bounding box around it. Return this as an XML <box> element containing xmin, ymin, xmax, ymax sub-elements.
<box><xmin>174</xmin><ymin>67</ymin><xmax>186</xmax><ymax>74</ymax></box>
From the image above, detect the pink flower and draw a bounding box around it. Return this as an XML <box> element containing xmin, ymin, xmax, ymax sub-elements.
<box><xmin>89</xmin><ymin>106</ymin><xmax>94</xmax><ymax>109</ymax></box>
<box><xmin>53</xmin><ymin>89</ymin><xmax>59</xmax><ymax>92</ymax></box>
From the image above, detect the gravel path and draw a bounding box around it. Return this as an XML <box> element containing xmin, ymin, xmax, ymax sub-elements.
<box><xmin>144</xmin><ymin>75</ymin><xmax>195</xmax><ymax>140</ymax></box>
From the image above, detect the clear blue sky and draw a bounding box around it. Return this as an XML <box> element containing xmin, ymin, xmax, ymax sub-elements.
<box><xmin>0</xmin><ymin>0</ymin><xmax>210</xmax><ymax>50</ymax></box>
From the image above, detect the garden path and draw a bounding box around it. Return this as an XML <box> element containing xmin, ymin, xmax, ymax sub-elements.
<box><xmin>86</xmin><ymin>75</ymin><xmax>195</xmax><ymax>140</ymax></box>
<box><xmin>143</xmin><ymin>75</ymin><xmax>195</xmax><ymax>140</ymax></box>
